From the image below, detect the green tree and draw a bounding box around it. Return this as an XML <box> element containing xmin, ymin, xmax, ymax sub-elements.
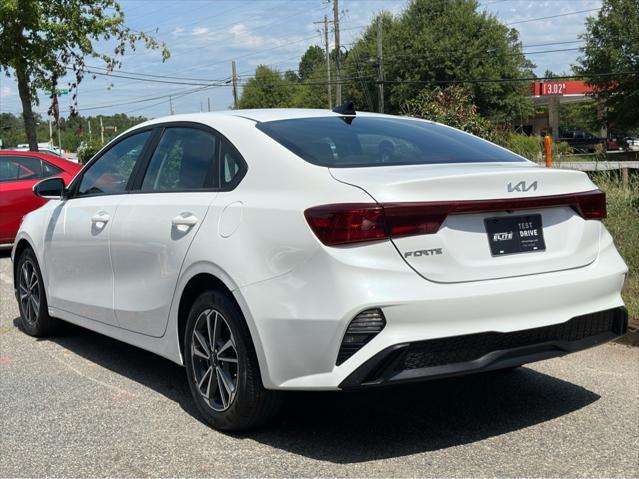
<box><xmin>298</xmin><ymin>45</ymin><xmax>325</xmax><ymax>81</ymax></box>
<box><xmin>342</xmin><ymin>0</ymin><xmax>535</xmax><ymax>121</ymax></box>
<box><xmin>291</xmin><ymin>65</ymin><xmax>333</xmax><ymax>109</ymax></box>
<box><xmin>0</xmin><ymin>112</ymin><xmax>148</xmax><ymax>151</ymax></box>
<box><xmin>0</xmin><ymin>0</ymin><xmax>169</xmax><ymax>151</ymax></box>
<box><xmin>575</xmin><ymin>0</ymin><xmax>639</xmax><ymax>130</ymax></box>
<box><xmin>238</xmin><ymin>65</ymin><xmax>296</xmax><ymax>109</ymax></box>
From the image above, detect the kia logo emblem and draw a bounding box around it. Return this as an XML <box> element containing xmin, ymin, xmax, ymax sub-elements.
<box><xmin>507</xmin><ymin>180</ymin><xmax>538</xmax><ymax>192</ymax></box>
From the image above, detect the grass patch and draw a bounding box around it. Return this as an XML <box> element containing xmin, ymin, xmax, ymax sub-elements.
<box><xmin>590</xmin><ymin>171</ymin><xmax>639</xmax><ymax>327</ymax></box>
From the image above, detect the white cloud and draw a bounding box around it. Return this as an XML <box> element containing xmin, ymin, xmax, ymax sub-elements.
<box><xmin>0</xmin><ymin>86</ymin><xmax>12</xmax><ymax>98</ymax></box>
<box><xmin>192</xmin><ymin>26</ymin><xmax>209</xmax><ymax>36</ymax></box>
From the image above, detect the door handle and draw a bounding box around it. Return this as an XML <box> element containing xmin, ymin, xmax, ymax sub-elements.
<box><xmin>172</xmin><ymin>213</ymin><xmax>199</xmax><ymax>231</ymax></box>
<box><xmin>91</xmin><ymin>212</ymin><xmax>110</xmax><ymax>226</ymax></box>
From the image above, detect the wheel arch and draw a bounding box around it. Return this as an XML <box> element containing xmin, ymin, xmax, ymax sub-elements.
<box><xmin>12</xmin><ymin>236</ymin><xmax>36</xmax><ymax>290</ymax></box>
<box><xmin>173</xmin><ymin>264</ymin><xmax>272</xmax><ymax>387</ymax></box>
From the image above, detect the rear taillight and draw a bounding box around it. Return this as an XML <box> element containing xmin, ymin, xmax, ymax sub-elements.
<box><xmin>572</xmin><ymin>190</ymin><xmax>607</xmax><ymax>219</ymax></box>
<box><xmin>304</xmin><ymin>204</ymin><xmax>387</xmax><ymax>246</ymax></box>
<box><xmin>305</xmin><ymin>190</ymin><xmax>606</xmax><ymax>246</ymax></box>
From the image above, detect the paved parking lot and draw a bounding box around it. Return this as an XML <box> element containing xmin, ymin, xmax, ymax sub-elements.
<box><xmin>1</xmin><ymin>250</ymin><xmax>638</xmax><ymax>477</ymax></box>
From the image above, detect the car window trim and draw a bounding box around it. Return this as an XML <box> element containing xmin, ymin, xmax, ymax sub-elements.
<box><xmin>67</xmin><ymin>126</ymin><xmax>156</xmax><ymax>199</ymax></box>
<box><xmin>127</xmin><ymin>126</ymin><xmax>164</xmax><ymax>191</ymax></box>
<box><xmin>126</xmin><ymin>120</ymin><xmax>248</xmax><ymax>194</ymax></box>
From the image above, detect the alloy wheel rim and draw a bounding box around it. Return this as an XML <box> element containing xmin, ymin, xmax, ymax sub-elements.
<box><xmin>18</xmin><ymin>260</ymin><xmax>40</xmax><ymax>325</ymax></box>
<box><xmin>191</xmin><ymin>308</ymin><xmax>239</xmax><ymax>412</ymax></box>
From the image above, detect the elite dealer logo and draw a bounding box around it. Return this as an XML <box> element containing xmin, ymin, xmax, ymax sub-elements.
<box><xmin>493</xmin><ymin>232</ymin><xmax>514</xmax><ymax>241</ymax></box>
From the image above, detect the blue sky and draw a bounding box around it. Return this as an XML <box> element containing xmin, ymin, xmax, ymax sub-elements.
<box><xmin>0</xmin><ymin>0</ymin><xmax>601</xmax><ymax>119</ymax></box>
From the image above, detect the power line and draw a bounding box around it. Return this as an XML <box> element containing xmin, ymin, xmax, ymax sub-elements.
<box><xmin>78</xmin><ymin>42</ymin><xmax>587</xmax><ymax>88</ymax></box>
<box><xmin>523</xmin><ymin>39</ymin><xmax>583</xmax><ymax>48</ymax></box>
<box><xmin>8</xmin><ymin>70</ymin><xmax>636</xmax><ymax>118</ymax></box>
<box><xmin>61</xmin><ymin>83</ymin><xmax>222</xmax><ymax>113</ymax></box>
<box><xmin>378</xmin><ymin>71</ymin><xmax>638</xmax><ymax>86</ymax></box>
<box><xmin>82</xmin><ymin>64</ymin><xmax>231</xmax><ymax>83</ymax></box>
<box><xmin>507</xmin><ymin>8</ymin><xmax>600</xmax><ymax>25</ymax></box>
<box><xmin>70</xmin><ymin>67</ymin><xmax>224</xmax><ymax>86</ymax></box>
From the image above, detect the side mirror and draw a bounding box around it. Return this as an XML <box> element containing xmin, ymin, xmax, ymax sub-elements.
<box><xmin>33</xmin><ymin>177</ymin><xmax>66</xmax><ymax>200</ymax></box>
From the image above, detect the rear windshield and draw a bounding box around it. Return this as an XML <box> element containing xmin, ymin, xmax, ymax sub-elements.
<box><xmin>256</xmin><ymin>116</ymin><xmax>526</xmax><ymax>167</ymax></box>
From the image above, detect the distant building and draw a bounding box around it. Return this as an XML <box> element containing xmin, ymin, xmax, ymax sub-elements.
<box><xmin>519</xmin><ymin>80</ymin><xmax>605</xmax><ymax>138</ymax></box>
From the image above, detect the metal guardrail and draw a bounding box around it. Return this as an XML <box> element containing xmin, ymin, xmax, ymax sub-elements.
<box><xmin>537</xmin><ymin>160</ymin><xmax>638</xmax><ymax>187</ymax></box>
<box><xmin>549</xmin><ymin>161</ymin><xmax>639</xmax><ymax>171</ymax></box>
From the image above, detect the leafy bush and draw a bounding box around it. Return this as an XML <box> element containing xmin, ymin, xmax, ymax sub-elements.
<box><xmin>496</xmin><ymin>134</ymin><xmax>574</xmax><ymax>162</ymax></box>
<box><xmin>401</xmin><ymin>86</ymin><xmax>498</xmax><ymax>141</ymax></box>
<box><xmin>77</xmin><ymin>138</ymin><xmax>103</xmax><ymax>164</ymax></box>
<box><xmin>554</xmin><ymin>141</ymin><xmax>573</xmax><ymax>157</ymax></box>
<box><xmin>500</xmin><ymin>133</ymin><xmax>543</xmax><ymax>161</ymax></box>
<box><xmin>592</xmin><ymin>171</ymin><xmax>639</xmax><ymax>326</ymax></box>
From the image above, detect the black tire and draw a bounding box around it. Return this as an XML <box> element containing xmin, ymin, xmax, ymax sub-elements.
<box><xmin>16</xmin><ymin>248</ymin><xmax>58</xmax><ymax>337</ymax></box>
<box><xmin>184</xmin><ymin>289</ymin><xmax>283</xmax><ymax>431</ymax></box>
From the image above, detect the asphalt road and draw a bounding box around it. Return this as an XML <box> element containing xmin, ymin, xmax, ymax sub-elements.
<box><xmin>1</xmin><ymin>250</ymin><xmax>638</xmax><ymax>478</ymax></box>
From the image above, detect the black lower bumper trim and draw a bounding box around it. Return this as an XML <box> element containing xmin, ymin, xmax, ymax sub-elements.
<box><xmin>339</xmin><ymin>307</ymin><xmax>628</xmax><ymax>389</ymax></box>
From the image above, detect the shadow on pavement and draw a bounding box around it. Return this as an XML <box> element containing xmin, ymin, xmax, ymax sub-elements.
<box><xmin>26</xmin><ymin>319</ymin><xmax>600</xmax><ymax>464</ymax></box>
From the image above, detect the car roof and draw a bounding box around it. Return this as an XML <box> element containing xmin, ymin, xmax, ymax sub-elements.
<box><xmin>136</xmin><ymin>108</ymin><xmax>388</xmax><ymax>129</ymax></box>
<box><xmin>0</xmin><ymin>150</ymin><xmax>82</xmax><ymax>173</ymax></box>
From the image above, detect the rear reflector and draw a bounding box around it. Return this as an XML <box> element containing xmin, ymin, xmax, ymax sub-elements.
<box><xmin>337</xmin><ymin>309</ymin><xmax>386</xmax><ymax>365</ymax></box>
<box><xmin>305</xmin><ymin>190</ymin><xmax>606</xmax><ymax>246</ymax></box>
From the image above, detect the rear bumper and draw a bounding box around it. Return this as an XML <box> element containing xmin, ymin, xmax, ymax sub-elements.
<box><xmin>239</xmin><ymin>227</ymin><xmax>627</xmax><ymax>390</ymax></box>
<box><xmin>339</xmin><ymin>307</ymin><xmax>628</xmax><ymax>389</ymax></box>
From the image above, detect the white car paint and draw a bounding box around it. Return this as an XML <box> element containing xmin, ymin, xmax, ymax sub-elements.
<box><xmin>12</xmin><ymin>109</ymin><xmax>627</xmax><ymax>391</ymax></box>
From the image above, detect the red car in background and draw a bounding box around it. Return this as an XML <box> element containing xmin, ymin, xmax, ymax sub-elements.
<box><xmin>0</xmin><ymin>151</ymin><xmax>82</xmax><ymax>244</ymax></box>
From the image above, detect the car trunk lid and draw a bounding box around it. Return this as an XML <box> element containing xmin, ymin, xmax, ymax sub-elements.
<box><xmin>329</xmin><ymin>163</ymin><xmax>603</xmax><ymax>283</ymax></box>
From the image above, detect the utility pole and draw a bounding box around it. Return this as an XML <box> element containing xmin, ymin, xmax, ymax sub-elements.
<box><xmin>100</xmin><ymin>117</ymin><xmax>104</xmax><ymax>145</ymax></box>
<box><xmin>207</xmin><ymin>97</ymin><xmax>211</xmax><ymax>112</ymax></box>
<box><xmin>323</xmin><ymin>15</ymin><xmax>332</xmax><ymax>109</ymax></box>
<box><xmin>376</xmin><ymin>17</ymin><xmax>384</xmax><ymax>113</ymax></box>
<box><xmin>314</xmin><ymin>15</ymin><xmax>333</xmax><ymax>109</ymax></box>
<box><xmin>231</xmin><ymin>61</ymin><xmax>239</xmax><ymax>109</ymax></box>
<box><xmin>88</xmin><ymin>119</ymin><xmax>92</xmax><ymax>141</ymax></box>
<box><xmin>169</xmin><ymin>95</ymin><xmax>175</xmax><ymax>115</ymax></box>
<box><xmin>57</xmin><ymin>123</ymin><xmax>62</xmax><ymax>154</ymax></box>
<box><xmin>333</xmin><ymin>0</ymin><xmax>341</xmax><ymax>105</ymax></box>
<box><xmin>48</xmin><ymin>117</ymin><xmax>53</xmax><ymax>144</ymax></box>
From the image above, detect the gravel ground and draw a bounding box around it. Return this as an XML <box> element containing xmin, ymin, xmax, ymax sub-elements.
<box><xmin>1</xmin><ymin>251</ymin><xmax>638</xmax><ymax>478</ymax></box>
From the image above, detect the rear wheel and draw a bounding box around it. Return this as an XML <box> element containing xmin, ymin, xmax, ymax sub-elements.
<box><xmin>16</xmin><ymin>249</ymin><xmax>58</xmax><ymax>337</ymax></box>
<box><xmin>184</xmin><ymin>290</ymin><xmax>282</xmax><ymax>431</ymax></box>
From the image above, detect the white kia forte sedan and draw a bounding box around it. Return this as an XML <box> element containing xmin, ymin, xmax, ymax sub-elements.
<box><xmin>12</xmin><ymin>107</ymin><xmax>628</xmax><ymax>430</ymax></box>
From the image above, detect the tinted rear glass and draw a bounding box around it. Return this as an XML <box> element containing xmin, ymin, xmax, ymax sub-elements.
<box><xmin>256</xmin><ymin>116</ymin><xmax>526</xmax><ymax>167</ymax></box>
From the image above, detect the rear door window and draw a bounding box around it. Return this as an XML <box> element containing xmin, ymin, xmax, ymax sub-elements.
<box><xmin>220</xmin><ymin>139</ymin><xmax>245</xmax><ymax>189</ymax></box>
<box><xmin>257</xmin><ymin>116</ymin><xmax>527</xmax><ymax>167</ymax></box>
<box><xmin>141</xmin><ymin>127</ymin><xmax>217</xmax><ymax>192</ymax></box>
<box><xmin>0</xmin><ymin>155</ymin><xmax>54</xmax><ymax>182</ymax></box>
<box><xmin>42</xmin><ymin>161</ymin><xmax>63</xmax><ymax>177</ymax></box>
